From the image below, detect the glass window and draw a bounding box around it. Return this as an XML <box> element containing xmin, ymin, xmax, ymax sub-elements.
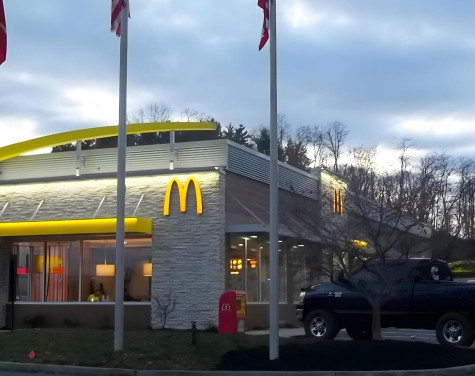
<box><xmin>14</xmin><ymin>241</ymin><xmax>78</xmax><ymax>302</ymax></box>
<box><xmin>125</xmin><ymin>244</ymin><xmax>152</xmax><ymax>301</ymax></box>
<box><xmin>226</xmin><ymin>234</ymin><xmax>321</xmax><ymax>303</ymax></box>
<box><xmin>333</xmin><ymin>188</ymin><xmax>344</xmax><ymax>214</ymax></box>
<box><xmin>82</xmin><ymin>241</ymin><xmax>116</xmax><ymax>302</ymax></box>
<box><xmin>12</xmin><ymin>237</ymin><xmax>152</xmax><ymax>303</ymax></box>
<box><xmin>14</xmin><ymin>242</ymin><xmax>44</xmax><ymax>302</ymax></box>
<box><xmin>82</xmin><ymin>239</ymin><xmax>152</xmax><ymax>302</ymax></box>
<box><xmin>227</xmin><ymin>234</ymin><xmax>269</xmax><ymax>302</ymax></box>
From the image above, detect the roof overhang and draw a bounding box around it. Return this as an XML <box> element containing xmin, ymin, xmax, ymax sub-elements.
<box><xmin>0</xmin><ymin>217</ymin><xmax>152</xmax><ymax>237</ymax></box>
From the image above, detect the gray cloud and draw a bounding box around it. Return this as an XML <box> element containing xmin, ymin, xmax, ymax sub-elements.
<box><xmin>1</xmin><ymin>0</ymin><xmax>475</xmax><ymax>159</ymax></box>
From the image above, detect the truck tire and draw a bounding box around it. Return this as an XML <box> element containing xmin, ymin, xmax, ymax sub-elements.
<box><xmin>304</xmin><ymin>310</ymin><xmax>338</xmax><ymax>340</ymax></box>
<box><xmin>346</xmin><ymin>325</ymin><xmax>373</xmax><ymax>340</ymax></box>
<box><xmin>436</xmin><ymin>312</ymin><xmax>475</xmax><ymax>347</ymax></box>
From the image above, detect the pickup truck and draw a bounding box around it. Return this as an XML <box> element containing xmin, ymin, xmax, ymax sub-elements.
<box><xmin>296</xmin><ymin>258</ymin><xmax>475</xmax><ymax>346</ymax></box>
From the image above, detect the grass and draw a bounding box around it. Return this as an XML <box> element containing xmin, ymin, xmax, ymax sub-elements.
<box><xmin>0</xmin><ymin>328</ymin><xmax>271</xmax><ymax>370</ymax></box>
<box><xmin>3</xmin><ymin>328</ymin><xmax>475</xmax><ymax>371</ymax></box>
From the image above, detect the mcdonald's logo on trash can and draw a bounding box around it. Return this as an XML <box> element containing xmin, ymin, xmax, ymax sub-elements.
<box><xmin>163</xmin><ymin>177</ymin><xmax>203</xmax><ymax>216</ymax></box>
<box><xmin>222</xmin><ymin>303</ymin><xmax>232</xmax><ymax>312</ymax></box>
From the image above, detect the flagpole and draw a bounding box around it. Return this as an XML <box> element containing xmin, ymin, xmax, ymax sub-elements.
<box><xmin>268</xmin><ymin>0</ymin><xmax>279</xmax><ymax>361</ymax></box>
<box><xmin>114</xmin><ymin>0</ymin><xmax>128</xmax><ymax>352</ymax></box>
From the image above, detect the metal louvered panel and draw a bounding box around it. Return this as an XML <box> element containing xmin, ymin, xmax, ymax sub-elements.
<box><xmin>81</xmin><ymin>151</ymin><xmax>118</xmax><ymax>175</ymax></box>
<box><xmin>0</xmin><ymin>139</ymin><xmax>317</xmax><ymax>200</ymax></box>
<box><xmin>227</xmin><ymin>143</ymin><xmax>319</xmax><ymax>200</ymax></box>
<box><xmin>0</xmin><ymin>154</ymin><xmax>77</xmax><ymax>180</ymax></box>
<box><xmin>126</xmin><ymin>151</ymin><xmax>168</xmax><ymax>171</ymax></box>
<box><xmin>175</xmin><ymin>143</ymin><xmax>227</xmax><ymax>169</ymax></box>
<box><xmin>0</xmin><ymin>140</ymin><xmax>229</xmax><ymax>181</ymax></box>
<box><xmin>227</xmin><ymin>144</ymin><xmax>270</xmax><ymax>183</ymax></box>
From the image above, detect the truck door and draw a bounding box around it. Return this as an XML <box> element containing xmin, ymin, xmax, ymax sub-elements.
<box><xmin>379</xmin><ymin>262</ymin><xmax>414</xmax><ymax>327</ymax></box>
<box><xmin>411</xmin><ymin>261</ymin><xmax>455</xmax><ymax>329</ymax></box>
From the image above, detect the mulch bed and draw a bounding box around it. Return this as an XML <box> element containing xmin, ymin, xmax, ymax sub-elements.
<box><xmin>216</xmin><ymin>339</ymin><xmax>475</xmax><ymax>371</ymax></box>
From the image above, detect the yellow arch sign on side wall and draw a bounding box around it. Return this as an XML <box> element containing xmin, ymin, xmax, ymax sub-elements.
<box><xmin>163</xmin><ymin>177</ymin><xmax>203</xmax><ymax>216</ymax></box>
<box><xmin>0</xmin><ymin>122</ymin><xmax>216</xmax><ymax>163</ymax></box>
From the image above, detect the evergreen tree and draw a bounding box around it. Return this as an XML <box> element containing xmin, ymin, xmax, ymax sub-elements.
<box><xmin>222</xmin><ymin>124</ymin><xmax>251</xmax><ymax>147</ymax></box>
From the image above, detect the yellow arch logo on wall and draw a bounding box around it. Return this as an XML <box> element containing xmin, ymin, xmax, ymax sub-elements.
<box><xmin>163</xmin><ymin>177</ymin><xmax>203</xmax><ymax>216</ymax></box>
<box><xmin>0</xmin><ymin>122</ymin><xmax>216</xmax><ymax>163</ymax></box>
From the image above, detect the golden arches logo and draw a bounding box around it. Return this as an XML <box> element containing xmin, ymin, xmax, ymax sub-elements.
<box><xmin>163</xmin><ymin>177</ymin><xmax>203</xmax><ymax>216</ymax></box>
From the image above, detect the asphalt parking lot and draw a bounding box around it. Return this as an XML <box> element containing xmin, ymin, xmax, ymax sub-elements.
<box><xmin>247</xmin><ymin>326</ymin><xmax>440</xmax><ymax>344</ymax></box>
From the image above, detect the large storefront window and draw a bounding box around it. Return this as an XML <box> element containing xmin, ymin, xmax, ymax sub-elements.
<box><xmin>12</xmin><ymin>238</ymin><xmax>152</xmax><ymax>302</ymax></box>
<box><xmin>226</xmin><ymin>234</ymin><xmax>323</xmax><ymax>303</ymax></box>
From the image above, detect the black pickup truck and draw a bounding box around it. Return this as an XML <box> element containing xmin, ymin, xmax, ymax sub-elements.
<box><xmin>296</xmin><ymin>258</ymin><xmax>475</xmax><ymax>346</ymax></box>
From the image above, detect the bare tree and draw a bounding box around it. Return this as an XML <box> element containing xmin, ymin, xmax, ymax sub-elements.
<box><xmin>297</xmin><ymin>125</ymin><xmax>328</xmax><ymax>169</ymax></box>
<box><xmin>457</xmin><ymin>157</ymin><xmax>475</xmax><ymax>239</ymax></box>
<box><xmin>277</xmin><ymin>113</ymin><xmax>289</xmax><ymax>162</ymax></box>
<box><xmin>324</xmin><ymin>121</ymin><xmax>348</xmax><ymax>172</ymax></box>
<box><xmin>131</xmin><ymin>103</ymin><xmax>174</xmax><ymax>145</ymax></box>
<box><xmin>132</xmin><ymin>103</ymin><xmax>173</xmax><ymax>123</ymax></box>
<box><xmin>153</xmin><ymin>289</ymin><xmax>177</xmax><ymax>329</ymax></box>
<box><xmin>341</xmin><ymin>147</ymin><xmax>377</xmax><ymax>199</ymax></box>
<box><xmin>394</xmin><ymin>138</ymin><xmax>415</xmax><ymax>214</ymax></box>
<box><xmin>182</xmin><ymin>107</ymin><xmax>202</xmax><ymax>122</ymax></box>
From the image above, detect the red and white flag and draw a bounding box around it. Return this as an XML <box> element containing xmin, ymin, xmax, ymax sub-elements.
<box><xmin>111</xmin><ymin>0</ymin><xmax>128</xmax><ymax>37</ymax></box>
<box><xmin>0</xmin><ymin>0</ymin><xmax>6</xmax><ymax>65</ymax></box>
<box><xmin>258</xmin><ymin>0</ymin><xmax>269</xmax><ymax>50</ymax></box>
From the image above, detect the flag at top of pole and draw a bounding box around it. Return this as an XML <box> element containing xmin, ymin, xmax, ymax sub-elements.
<box><xmin>111</xmin><ymin>0</ymin><xmax>128</xmax><ymax>37</ymax></box>
<box><xmin>258</xmin><ymin>0</ymin><xmax>269</xmax><ymax>50</ymax></box>
<box><xmin>111</xmin><ymin>0</ymin><xmax>129</xmax><ymax>352</ymax></box>
<box><xmin>0</xmin><ymin>0</ymin><xmax>6</xmax><ymax>65</ymax></box>
<box><xmin>257</xmin><ymin>0</ymin><xmax>279</xmax><ymax>360</ymax></box>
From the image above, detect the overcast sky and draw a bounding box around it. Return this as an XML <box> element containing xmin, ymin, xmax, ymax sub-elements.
<box><xmin>1</xmin><ymin>0</ymin><xmax>475</xmax><ymax>167</ymax></box>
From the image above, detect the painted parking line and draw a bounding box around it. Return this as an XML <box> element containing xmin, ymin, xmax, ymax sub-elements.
<box><xmin>385</xmin><ymin>336</ymin><xmax>436</xmax><ymax>339</ymax></box>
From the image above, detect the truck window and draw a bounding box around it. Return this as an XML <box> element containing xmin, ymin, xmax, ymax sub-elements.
<box><xmin>415</xmin><ymin>263</ymin><xmax>453</xmax><ymax>282</ymax></box>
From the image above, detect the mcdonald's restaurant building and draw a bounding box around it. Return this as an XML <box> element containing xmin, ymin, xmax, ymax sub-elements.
<box><xmin>0</xmin><ymin>137</ymin><xmax>339</xmax><ymax>330</ymax></box>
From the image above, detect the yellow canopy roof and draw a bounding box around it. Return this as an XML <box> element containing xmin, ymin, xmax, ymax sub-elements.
<box><xmin>0</xmin><ymin>217</ymin><xmax>152</xmax><ymax>237</ymax></box>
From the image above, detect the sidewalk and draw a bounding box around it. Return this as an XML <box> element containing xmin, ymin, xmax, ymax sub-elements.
<box><xmin>2</xmin><ymin>360</ymin><xmax>475</xmax><ymax>376</ymax></box>
<box><xmin>246</xmin><ymin>327</ymin><xmax>304</xmax><ymax>338</ymax></box>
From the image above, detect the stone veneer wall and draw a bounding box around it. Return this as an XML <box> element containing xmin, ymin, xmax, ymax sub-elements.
<box><xmin>151</xmin><ymin>172</ymin><xmax>225</xmax><ymax>330</ymax></box>
<box><xmin>0</xmin><ymin>170</ymin><xmax>225</xmax><ymax>330</ymax></box>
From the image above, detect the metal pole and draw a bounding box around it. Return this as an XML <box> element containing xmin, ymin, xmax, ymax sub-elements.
<box><xmin>9</xmin><ymin>254</ymin><xmax>17</xmax><ymax>332</ymax></box>
<box><xmin>169</xmin><ymin>130</ymin><xmax>175</xmax><ymax>170</ymax></box>
<box><xmin>114</xmin><ymin>0</ymin><xmax>128</xmax><ymax>352</ymax></box>
<box><xmin>244</xmin><ymin>238</ymin><xmax>248</xmax><ymax>293</ymax></box>
<box><xmin>268</xmin><ymin>0</ymin><xmax>279</xmax><ymax>361</ymax></box>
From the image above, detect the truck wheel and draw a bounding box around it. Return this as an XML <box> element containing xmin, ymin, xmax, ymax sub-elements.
<box><xmin>346</xmin><ymin>325</ymin><xmax>373</xmax><ymax>340</ymax></box>
<box><xmin>304</xmin><ymin>310</ymin><xmax>338</xmax><ymax>340</ymax></box>
<box><xmin>436</xmin><ymin>313</ymin><xmax>475</xmax><ymax>347</ymax></box>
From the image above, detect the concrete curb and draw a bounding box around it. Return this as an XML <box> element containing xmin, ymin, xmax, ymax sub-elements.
<box><xmin>0</xmin><ymin>362</ymin><xmax>135</xmax><ymax>375</ymax></box>
<box><xmin>2</xmin><ymin>362</ymin><xmax>475</xmax><ymax>376</ymax></box>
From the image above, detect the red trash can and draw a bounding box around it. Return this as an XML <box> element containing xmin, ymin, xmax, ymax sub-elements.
<box><xmin>218</xmin><ymin>290</ymin><xmax>246</xmax><ymax>334</ymax></box>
